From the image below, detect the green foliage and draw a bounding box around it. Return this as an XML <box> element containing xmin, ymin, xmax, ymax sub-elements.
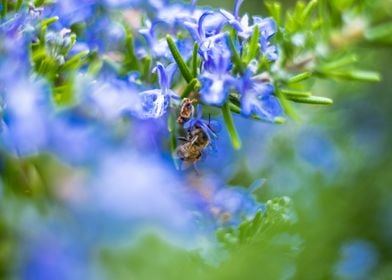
<box><xmin>166</xmin><ymin>35</ymin><xmax>193</xmax><ymax>83</ymax></box>
<box><xmin>217</xmin><ymin>197</ymin><xmax>294</xmax><ymax>250</ymax></box>
<box><xmin>31</xmin><ymin>17</ymin><xmax>89</xmax><ymax>106</ymax></box>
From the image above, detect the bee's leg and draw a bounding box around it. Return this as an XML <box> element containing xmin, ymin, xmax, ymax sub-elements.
<box><xmin>191</xmin><ymin>135</ymin><xmax>199</xmax><ymax>145</ymax></box>
<box><xmin>177</xmin><ymin>137</ymin><xmax>188</xmax><ymax>142</ymax></box>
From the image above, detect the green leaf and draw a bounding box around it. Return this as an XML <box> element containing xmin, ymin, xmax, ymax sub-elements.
<box><xmin>141</xmin><ymin>56</ymin><xmax>151</xmax><ymax>81</ymax></box>
<box><xmin>61</xmin><ymin>50</ymin><xmax>89</xmax><ymax>71</ymax></box>
<box><xmin>287</xmin><ymin>72</ymin><xmax>312</xmax><ymax>83</ymax></box>
<box><xmin>302</xmin><ymin>0</ymin><xmax>318</xmax><ymax>21</ymax></box>
<box><xmin>180</xmin><ymin>79</ymin><xmax>199</xmax><ymax>99</ymax></box>
<box><xmin>228</xmin><ymin>36</ymin><xmax>245</xmax><ymax>74</ymax></box>
<box><xmin>275</xmin><ymin>88</ymin><xmax>299</xmax><ymax>120</ymax></box>
<box><xmin>281</xmin><ymin>89</ymin><xmax>312</xmax><ymax>98</ymax></box>
<box><xmin>287</xmin><ymin>95</ymin><xmax>333</xmax><ymax>105</ymax></box>
<box><xmin>222</xmin><ymin>102</ymin><xmax>241</xmax><ymax>150</ymax></box>
<box><xmin>53</xmin><ymin>83</ymin><xmax>75</xmax><ymax>106</ymax></box>
<box><xmin>122</xmin><ymin>31</ymin><xmax>139</xmax><ymax>73</ymax></box>
<box><xmin>244</xmin><ymin>25</ymin><xmax>260</xmax><ymax>64</ymax></box>
<box><xmin>318</xmin><ymin>70</ymin><xmax>381</xmax><ymax>82</ymax></box>
<box><xmin>166</xmin><ymin>35</ymin><xmax>193</xmax><ymax>83</ymax></box>
<box><xmin>16</xmin><ymin>0</ymin><xmax>23</xmax><ymax>11</ymax></box>
<box><xmin>319</xmin><ymin>54</ymin><xmax>358</xmax><ymax>71</ymax></box>
<box><xmin>41</xmin><ymin>16</ymin><xmax>59</xmax><ymax>27</ymax></box>
<box><xmin>265</xmin><ymin>1</ymin><xmax>282</xmax><ymax>25</ymax></box>
<box><xmin>217</xmin><ymin>196</ymin><xmax>293</xmax><ymax>248</ymax></box>
<box><xmin>365</xmin><ymin>22</ymin><xmax>392</xmax><ymax>44</ymax></box>
<box><xmin>1</xmin><ymin>0</ymin><xmax>8</xmax><ymax>18</ymax></box>
<box><xmin>168</xmin><ymin>113</ymin><xmax>180</xmax><ymax>170</ymax></box>
<box><xmin>192</xmin><ymin>42</ymin><xmax>199</xmax><ymax>78</ymax></box>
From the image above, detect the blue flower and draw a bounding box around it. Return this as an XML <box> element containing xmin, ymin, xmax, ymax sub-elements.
<box><xmin>183</xmin><ymin>11</ymin><xmax>229</xmax><ymax>67</ymax></box>
<box><xmin>184</xmin><ymin>105</ymin><xmax>219</xmax><ymax>141</ymax></box>
<box><xmin>199</xmin><ymin>48</ymin><xmax>234</xmax><ymax>105</ymax></box>
<box><xmin>138</xmin><ymin>62</ymin><xmax>178</xmax><ymax>119</ymax></box>
<box><xmin>220</xmin><ymin>0</ymin><xmax>278</xmax><ymax>61</ymax></box>
<box><xmin>139</xmin><ymin>19</ymin><xmax>171</xmax><ymax>59</ymax></box>
<box><xmin>237</xmin><ymin>72</ymin><xmax>283</xmax><ymax>121</ymax></box>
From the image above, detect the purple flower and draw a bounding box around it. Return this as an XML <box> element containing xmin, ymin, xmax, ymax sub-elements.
<box><xmin>237</xmin><ymin>72</ymin><xmax>283</xmax><ymax>121</ymax></box>
<box><xmin>138</xmin><ymin>62</ymin><xmax>178</xmax><ymax>119</ymax></box>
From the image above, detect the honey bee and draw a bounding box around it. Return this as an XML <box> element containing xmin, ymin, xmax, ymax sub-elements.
<box><xmin>175</xmin><ymin>124</ymin><xmax>211</xmax><ymax>164</ymax></box>
<box><xmin>177</xmin><ymin>98</ymin><xmax>197</xmax><ymax>125</ymax></box>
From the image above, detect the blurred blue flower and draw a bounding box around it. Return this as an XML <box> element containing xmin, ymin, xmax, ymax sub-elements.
<box><xmin>85</xmin><ymin>16</ymin><xmax>126</xmax><ymax>52</ymax></box>
<box><xmin>212</xmin><ymin>179</ymin><xmax>265</xmax><ymax>226</ymax></box>
<box><xmin>44</xmin><ymin>0</ymin><xmax>97</xmax><ymax>26</ymax></box>
<box><xmin>0</xmin><ymin>79</ymin><xmax>51</xmax><ymax>156</ymax></box>
<box><xmin>156</xmin><ymin>2</ymin><xmax>202</xmax><ymax>27</ymax></box>
<box><xmin>237</xmin><ymin>72</ymin><xmax>282</xmax><ymax>121</ymax></box>
<box><xmin>83</xmin><ymin>75</ymin><xmax>142</xmax><ymax>121</ymax></box>
<box><xmin>335</xmin><ymin>240</ymin><xmax>378</xmax><ymax>279</ymax></box>
<box><xmin>139</xmin><ymin>19</ymin><xmax>172</xmax><ymax>59</ymax></box>
<box><xmin>48</xmin><ymin>110</ymin><xmax>107</xmax><ymax>164</ymax></box>
<box><xmin>73</xmin><ymin>152</ymin><xmax>217</xmax><ymax>247</ymax></box>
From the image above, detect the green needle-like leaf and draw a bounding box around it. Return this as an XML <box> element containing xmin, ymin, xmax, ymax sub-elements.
<box><xmin>287</xmin><ymin>72</ymin><xmax>312</xmax><ymax>83</ymax></box>
<box><xmin>330</xmin><ymin>70</ymin><xmax>381</xmax><ymax>82</ymax></box>
<box><xmin>192</xmin><ymin>42</ymin><xmax>199</xmax><ymax>78</ymax></box>
<box><xmin>61</xmin><ymin>50</ymin><xmax>89</xmax><ymax>71</ymax></box>
<box><xmin>1</xmin><ymin>0</ymin><xmax>8</xmax><ymax>18</ymax></box>
<box><xmin>302</xmin><ymin>0</ymin><xmax>318</xmax><ymax>20</ymax></box>
<box><xmin>319</xmin><ymin>55</ymin><xmax>358</xmax><ymax>71</ymax></box>
<box><xmin>281</xmin><ymin>89</ymin><xmax>312</xmax><ymax>98</ymax></box>
<box><xmin>228</xmin><ymin>36</ymin><xmax>245</xmax><ymax>74</ymax></box>
<box><xmin>180</xmin><ymin>78</ymin><xmax>199</xmax><ymax>99</ymax></box>
<box><xmin>287</xmin><ymin>95</ymin><xmax>333</xmax><ymax>105</ymax></box>
<box><xmin>41</xmin><ymin>16</ymin><xmax>59</xmax><ymax>27</ymax></box>
<box><xmin>166</xmin><ymin>35</ymin><xmax>193</xmax><ymax>83</ymax></box>
<box><xmin>244</xmin><ymin>25</ymin><xmax>260</xmax><ymax>64</ymax></box>
<box><xmin>222</xmin><ymin>102</ymin><xmax>242</xmax><ymax>150</ymax></box>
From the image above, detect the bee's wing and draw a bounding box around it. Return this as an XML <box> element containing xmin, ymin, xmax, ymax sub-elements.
<box><xmin>172</xmin><ymin>150</ymin><xmax>190</xmax><ymax>171</ymax></box>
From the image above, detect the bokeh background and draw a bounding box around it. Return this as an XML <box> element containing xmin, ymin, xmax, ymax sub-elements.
<box><xmin>1</xmin><ymin>0</ymin><xmax>391</xmax><ymax>279</ymax></box>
